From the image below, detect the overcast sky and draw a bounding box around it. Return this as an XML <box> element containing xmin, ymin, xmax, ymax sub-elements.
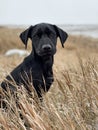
<box><xmin>0</xmin><ymin>0</ymin><xmax>98</xmax><ymax>25</ymax></box>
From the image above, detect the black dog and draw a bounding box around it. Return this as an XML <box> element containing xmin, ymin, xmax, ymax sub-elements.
<box><xmin>1</xmin><ymin>23</ymin><xmax>68</xmax><ymax>99</ymax></box>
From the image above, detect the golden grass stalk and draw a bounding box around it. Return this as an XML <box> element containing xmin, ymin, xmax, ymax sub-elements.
<box><xmin>0</xmin><ymin>56</ymin><xmax>98</xmax><ymax>130</ymax></box>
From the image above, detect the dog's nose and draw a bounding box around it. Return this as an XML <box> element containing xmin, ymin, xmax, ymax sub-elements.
<box><xmin>42</xmin><ymin>44</ymin><xmax>52</xmax><ymax>51</ymax></box>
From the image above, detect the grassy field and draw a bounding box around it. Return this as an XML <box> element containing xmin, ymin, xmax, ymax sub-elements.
<box><xmin>0</xmin><ymin>27</ymin><xmax>98</xmax><ymax>130</ymax></box>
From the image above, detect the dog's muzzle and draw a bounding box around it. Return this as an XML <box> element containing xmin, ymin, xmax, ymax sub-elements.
<box><xmin>41</xmin><ymin>44</ymin><xmax>53</xmax><ymax>56</ymax></box>
<box><xmin>38</xmin><ymin>44</ymin><xmax>55</xmax><ymax>56</ymax></box>
<box><xmin>42</xmin><ymin>44</ymin><xmax>52</xmax><ymax>52</ymax></box>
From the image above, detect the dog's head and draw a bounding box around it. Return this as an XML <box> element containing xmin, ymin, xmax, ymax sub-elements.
<box><xmin>20</xmin><ymin>23</ymin><xmax>68</xmax><ymax>57</ymax></box>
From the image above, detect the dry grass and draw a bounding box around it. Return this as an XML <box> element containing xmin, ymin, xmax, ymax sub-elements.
<box><xmin>0</xmin><ymin>27</ymin><xmax>98</xmax><ymax>130</ymax></box>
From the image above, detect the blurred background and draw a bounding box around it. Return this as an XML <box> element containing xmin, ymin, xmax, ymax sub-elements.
<box><xmin>0</xmin><ymin>0</ymin><xmax>98</xmax><ymax>25</ymax></box>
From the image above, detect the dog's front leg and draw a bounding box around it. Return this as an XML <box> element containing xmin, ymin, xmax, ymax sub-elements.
<box><xmin>42</xmin><ymin>56</ymin><xmax>54</xmax><ymax>92</ymax></box>
<box><xmin>43</xmin><ymin>67</ymin><xmax>54</xmax><ymax>92</ymax></box>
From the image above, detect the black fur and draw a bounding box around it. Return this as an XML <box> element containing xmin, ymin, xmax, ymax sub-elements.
<box><xmin>1</xmin><ymin>23</ymin><xmax>68</xmax><ymax>99</ymax></box>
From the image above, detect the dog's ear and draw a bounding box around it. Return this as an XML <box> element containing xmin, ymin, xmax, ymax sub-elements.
<box><xmin>53</xmin><ymin>25</ymin><xmax>68</xmax><ymax>48</ymax></box>
<box><xmin>20</xmin><ymin>26</ymin><xmax>33</xmax><ymax>49</ymax></box>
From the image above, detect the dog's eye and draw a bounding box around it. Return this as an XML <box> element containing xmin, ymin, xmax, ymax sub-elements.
<box><xmin>37</xmin><ymin>32</ymin><xmax>42</xmax><ymax>38</ymax></box>
<box><xmin>45</xmin><ymin>30</ymin><xmax>51</xmax><ymax>36</ymax></box>
<box><xmin>48</xmin><ymin>32</ymin><xmax>54</xmax><ymax>38</ymax></box>
<box><xmin>45</xmin><ymin>29</ymin><xmax>55</xmax><ymax>38</ymax></box>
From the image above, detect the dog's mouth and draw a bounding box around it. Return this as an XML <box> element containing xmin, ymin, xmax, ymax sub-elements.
<box><xmin>37</xmin><ymin>50</ymin><xmax>56</xmax><ymax>56</ymax></box>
